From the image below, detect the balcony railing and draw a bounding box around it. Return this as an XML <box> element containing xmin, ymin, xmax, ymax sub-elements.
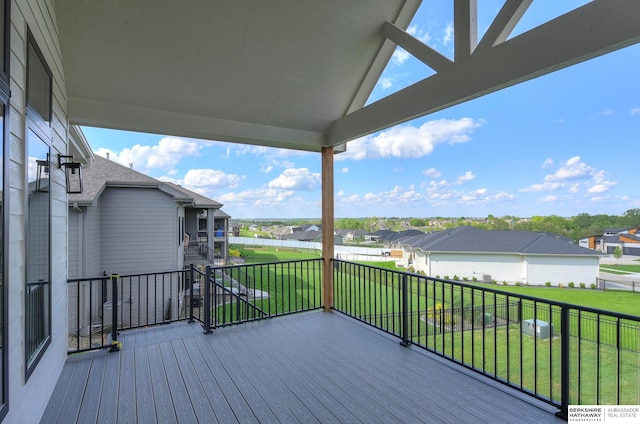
<box><xmin>332</xmin><ymin>259</ymin><xmax>640</xmax><ymax>418</ymax></box>
<box><xmin>67</xmin><ymin>259</ymin><xmax>323</xmax><ymax>353</ymax></box>
<box><xmin>192</xmin><ymin>259</ymin><xmax>323</xmax><ymax>331</ymax></box>
<box><xmin>66</xmin><ymin>259</ymin><xmax>640</xmax><ymax>418</ymax></box>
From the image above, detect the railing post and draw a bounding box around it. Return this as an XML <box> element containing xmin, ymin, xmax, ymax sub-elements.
<box><xmin>400</xmin><ymin>273</ymin><xmax>410</xmax><ymax>347</ymax></box>
<box><xmin>188</xmin><ymin>263</ymin><xmax>195</xmax><ymax>323</ymax></box>
<box><xmin>203</xmin><ymin>265</ymin><xmax>212</xmax><ymax>334</ymax></box>
<box><xmin>109</xmin><ymin>274</ymin><xmax>120</xmax><ymax>352</ymax></box>
<box><xmin>556</xmin><ymin>305</ymin><xmax>570</xmax><ymax>419</ymax></box>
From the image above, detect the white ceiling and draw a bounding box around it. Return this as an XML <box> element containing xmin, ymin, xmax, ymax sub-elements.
<box><xmin>56</xmin><ymin>0</ymin><xmax>640</xmax><ymax>153</ymax></box>
<box><xmin>56</xmin><ymin>0</ymin><xmax>420</xmax><ymax>152</ymax></box>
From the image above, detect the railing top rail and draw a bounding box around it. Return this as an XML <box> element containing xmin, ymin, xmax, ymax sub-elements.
<box><xmin>208</xmin><ymin>257</ymin><xmax>323</xmax><ymax>270</ymax></box>
<box><xmin>67</xmin><ymin>269</ymin><xmax>188</xmax><ymax>283</ymax></box>
<box><xmin>332</xmin><ymin>259</ymin><xmax>640</xmax><ymax>322</ymax></box>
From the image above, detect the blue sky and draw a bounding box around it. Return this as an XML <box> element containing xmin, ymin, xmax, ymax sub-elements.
<box><xmin>83</xmin><ymin>1</ymin><xmax>639</xmax><ymax>219</ymax></box>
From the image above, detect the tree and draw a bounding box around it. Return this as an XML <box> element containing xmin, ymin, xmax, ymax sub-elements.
<box><xmin>613</xmin><ymin>246</ymin><xmax>623</xmax><ymax>264</ymax></box>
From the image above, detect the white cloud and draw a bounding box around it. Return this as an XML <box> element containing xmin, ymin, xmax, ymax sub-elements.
<box><xmin>542</xmin><ymin>158</ymin><xmax>553</xmax><ymax>168</ymax></box>
<box><xmin>521</xmin><ymin>156</ymin><xmax>617</xmax><ymax>197</ymax></box>
<box><xmin>541</xmin><ymin>195</ymin><xmax>557</xmax><ymax>203</ymax></box>
<box><xmin>95</xmin><ymin>137</ymin><xmax>201</xmax><ymax>174</ymax></box>
<box><xmin>443</xmin><ymin>22</ymin><xmax>453</xmax><ymax>45</ymax></box>
<box><xmin>544</xmin><ymin>156</ymin><xmax>593</xmax><ymax>182</ymax></box>
<box><xmin>183</xmin><ymin>168</ymin><xmax>241</xmax><ymax>189</ymax></box>
<box><xmin>340</xmin><ymin>167</ymin><xmax>349</xmax><ymax>173</ymax></box>
<box><xmin>380</xmin><ymin>77</ymin><xmax>394</xmax><ymax>90</ymax></box>
<box><xmin>422</xmin><ymin>168</ymin><xmax>441</xmax><ymax>178</ymax></box>
<box><xmin>338</xmin><ymin>117</ymin><xmax>483</xmax><ymax>161</ymax></box>
<box><xmin>219</xmin><ymin>188</ymin><xmax>296</xmax><ymax>208</ymax></box>
<box><xmin>391</xmin><ymin>48</ymin><xmax>410</xmax><ymax>65</ymax></box>
<box><xmin>519</xmin><ymin>181</ymin><xmax>563</xmax><ymax>193</ymax></box>
<box><xmin>268</xmin><ymin>168</ymin><xmax>321</xmax><ymax>191</ymax></box>
<box><xmin>631</xmin><ymin>108</ymin><xmax>640</xmax><ymax>116</ymax></box>
<box><xmin>602</xmin><ymin>108</ymin><xmax>614</xmax><ymax>116</ymax></box>
<box><xmin>260</xmin><ymin>165</ymin><xmax>274</xmax><ymax>174</ymax></box>
<box><xmin>455</xmin><ymin>171</ymin><xmax>475</xmax><ymax>184</ymax></box>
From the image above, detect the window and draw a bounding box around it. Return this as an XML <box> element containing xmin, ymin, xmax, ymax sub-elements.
<box><xmin>24</xmin><ymin>32</ymin><xmax>52</xmax><ymax>378</ymax></box>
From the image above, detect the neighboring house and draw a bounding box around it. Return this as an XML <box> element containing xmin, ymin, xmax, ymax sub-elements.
<box><xmin>68</xmin><ymin>155</ymin><xmax>229</xmax><ymax>277</ymax></box>
<box><xmin>163</xmin><ymin>181</ymin><xmax>229</xmax><ymax>264</ymax></box>
<box><xmin>398</xmin><ymin>227</ymin><xmax>602</xmax><ymax>286</ymax></box>
<box><xmin>287</xmin><ymin>230</ymin><xmax>322</xmax><ymax>242</ymax></box>
<box><xmin>67</xmin><ymin>156</ymin><xmax>229</xmax><ymax>335</ymax></box>
<box><xmin>579</xmin><ymin>227</ymin><xmax>640</xmax><ymax>256</ymax></box>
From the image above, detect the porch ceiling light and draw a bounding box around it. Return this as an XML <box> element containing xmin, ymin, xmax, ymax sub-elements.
<box><xmin>58</xmin><ymin>154</ymin><xmax>83</xmax><ymax>194</ymax></box>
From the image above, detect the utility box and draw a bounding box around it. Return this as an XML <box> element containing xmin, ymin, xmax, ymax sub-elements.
<box><xmin>521</xmin><ymin>319</ymin><xmax>553</xmax><ymax>339</ymax></box>
<box><xmin>482</xmin><ymin>274</ymin><xmax>491</xmax><ymax>283</ymax></box>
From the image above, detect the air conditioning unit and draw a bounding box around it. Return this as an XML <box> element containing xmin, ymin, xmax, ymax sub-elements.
<box><xmin>101</xmin><ymin>300</ymin><xmax>131</xmax><ymax>327</ymax></box>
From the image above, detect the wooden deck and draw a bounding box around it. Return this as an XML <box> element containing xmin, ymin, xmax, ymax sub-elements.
<box><xmin>42</xmin><ymin>311</ymin><xmax>563</xmax><ymax>423</ymax></box>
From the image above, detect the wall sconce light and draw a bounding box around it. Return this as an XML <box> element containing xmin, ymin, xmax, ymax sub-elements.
<box><xmin>35</xmin><ymin>157</ymin><xmax>50</xmax><ymax>192</ymax></box>
<box><xmin>58</xmin><ymin>154</ymin><xmax>83</xmax><ymax>194</ymax></box>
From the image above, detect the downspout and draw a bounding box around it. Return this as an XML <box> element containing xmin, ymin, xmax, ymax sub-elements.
<box><xmin>321</xmin><ymin>147</ymin><xmax>334</xmax><ymax>312</ymax></box>
<box><xmin>72</xmin><ymin>203</ymin><xmax>85</xmax><ymax>277</ymax></box>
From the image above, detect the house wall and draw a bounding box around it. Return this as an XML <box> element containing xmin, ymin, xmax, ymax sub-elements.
<box><xmin>525</xmin><ymin>255</ymin><xmax>599</xmax><ymax>285</ymax></box>
<box><xmin>6</xmin><ymin>1</ymin><xmax>70</xmax><ymax>423</ymax></box>
<box><xmin>427</xmin><ymin>252</ymin><xmax>524</xmax><ymax>283</ymax></box>
<box><xmin>99</xmin><ymin>187</ymin><xmax>179</xmax><ymax>275</ymax></box>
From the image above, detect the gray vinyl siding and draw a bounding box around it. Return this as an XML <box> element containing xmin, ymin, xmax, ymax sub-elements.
<box><xmin>68</xmin><ymin>210</ymin><xmax>80</xmax><ymax>278</ymax></box>
<box><xmin>84</xmin><ymin>203</ymin><xmax>101</xmax><ymax>277</ymax></box>
<box><xmin>100</xmin><ymin>187</ymin><xmax>178</xmax><ymax>275</ymax></box>
<box><xmin>6</xmin><ymin>2</ymin><xmax>70</xmax><ymax>423</ymax></box>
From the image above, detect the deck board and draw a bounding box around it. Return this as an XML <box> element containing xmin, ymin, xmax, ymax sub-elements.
<box><xmin>42</xmin><ymin>311</ymin><xmax>564</xmax><ymax>423</ymax></box>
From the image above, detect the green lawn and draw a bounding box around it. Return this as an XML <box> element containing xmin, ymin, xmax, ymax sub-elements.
<box><xmin>470</xmin><ymin>284</ymin><xmax>640</xmax><ymax>317</ymax></box>
<box><xmin>600</xmin><ymin>264</ymin><xmax>640</xmax><ymax>273</ymax></box>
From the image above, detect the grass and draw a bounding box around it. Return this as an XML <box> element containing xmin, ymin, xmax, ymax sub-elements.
<box><xmin>600</xmin><ymin>264</ymin><xmax>640</xmax><ymax>273</ymax></box>
<box><xmin>211</xmin><ymin>249</ymin><xmax>640</xmax><ymax>406</ymax></box>
<box><xmin>471</xmin><ymin>284</ymin><xmax>640</xmax><ymax>317</ymax></box>
<box><xmin>334</xmin><ymin>268</ymin><xmax>640</xmax><ymax>406</ymax></box>
<box><xmin>231</xmin><ymin>245</ymin><xmax>321</xmax><ymax>263</ymax></box>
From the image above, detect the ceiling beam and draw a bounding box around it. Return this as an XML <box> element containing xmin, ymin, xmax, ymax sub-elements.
<box><xmin>69</xmin><ymin>97</ymin><xmax>341</xmax><ymax>153</ymax></box>
<box><xmin>476</xmin><ymin>0</ymin><xmax>532</xmax><ymax>51</ymax></box>
<box><xmin>454</xmin><ymin>0</ymin><xmax>478</xmax><ymax>60</ymax></box>
<box><xmin>381</xmin><ymin>21</ymin><xmax>453</xmax><ymax>73</ymax></box>
<box><xmin>329</xmin><ymin>0</ymin><xmax>640</xmax><ymax>145</ymax></box>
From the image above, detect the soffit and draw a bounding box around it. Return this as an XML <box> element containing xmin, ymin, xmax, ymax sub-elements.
<box><xmin>56</xmin><ymin>0</ymin><xmax>420</xmax><ymax>152</ymax></box>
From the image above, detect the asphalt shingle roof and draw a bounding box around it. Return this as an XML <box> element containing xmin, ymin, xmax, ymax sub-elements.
<box><xmin>69</xmin><ymin>155</ymin><xmax>223</xmax><ymax>210</ymax></box>
<box><xmin>401</xmin><ymin>226</ymin><xmax>600</xmax><ymax>256</ymax></box>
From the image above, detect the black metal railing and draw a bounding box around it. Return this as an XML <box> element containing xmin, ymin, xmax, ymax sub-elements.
<box><xmin>332</xmin><ymin>260</ymin><xmax>640</xmax><ymax>418</ymax></box>
<box><xmin>184</xmin><ymin>243</ymin><xmax>226</xmax><ymax>265</ymax></box>
<box><xmin>67</xmin><ymin>259</ymin><xmax>323</xmax><ymax>353</ymax></box>
<box><xmin>67</xmin><ymin>269</ymin><xmax>192</xmax><ymax>353</ymax></box>
<box><xmin>192</xmin><ymin>259</ymin><xmax>323</xmax><ymax>331</ymax></box>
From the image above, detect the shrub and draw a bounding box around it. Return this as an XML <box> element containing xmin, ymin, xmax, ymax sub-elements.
<box><xmin>444</xmin><ymin>275</ymin><xmax>450</xmax><ymax>280</ymax></box>
<box><xmin>515</xmin><ymin>282</ymin><xmax>521</xmax><ymax>286</ymax></box>
<box><xmin>472</xmin><ymin>276</ymin><xmax>478</xmax><ymax>282</ymax></box>
<box><xmin>568</xmin><ymin>282</ymin><xmax>575</xmax><ymax>288</ymax></box>
<box><xmin>558</xmin><ymin>283</ymin><xmax>564</xmax><ymax>288</ymax></box>
<box><xmin>545</xmin><ymin>281</ymin><xmax>551</xmax><ymax>287</ymax></box>
<box><xmin>579</xmin><ymin>282</ymin><xmax>586</xmax><ymax>289</ymax></box>
<box><xmin>462</xmin><ymin>277</ymin><xmax>468</xmax><ymax>281</ymax></box>
<box><xmin>500</xmin><ymin>280</ymin><xmax>506</xmax><ymax>285</ymax></box>
<box><xmin>590</xmin><ymin>283</ymin><xmax>597</xmax><ymax>289</ymax></box>
<box><xmin>435</xmin><ymin>275</ymin><xmax>440</xmax><ymax>279</ymax></box>
<box><xmin>453</xmin><ymin>274</ymin><xmax>459</xmax><ymax>281</ymax></box>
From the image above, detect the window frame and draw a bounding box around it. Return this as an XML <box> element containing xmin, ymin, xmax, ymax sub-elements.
<box><xmin>24</xmin><ymin>30</ymin><xmax>52</xmax><ymax>381</ymax></box>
